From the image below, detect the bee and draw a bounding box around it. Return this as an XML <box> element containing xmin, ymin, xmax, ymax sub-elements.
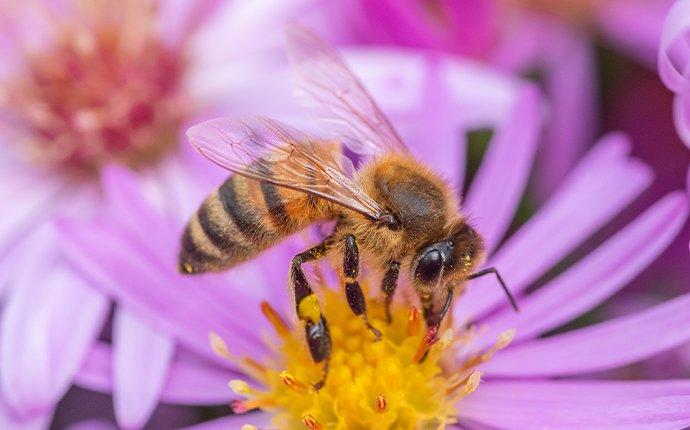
<box><xmin>179</xmin><ymin>27</ymin><xmax>518</xmax><ymax>383</ymax></box>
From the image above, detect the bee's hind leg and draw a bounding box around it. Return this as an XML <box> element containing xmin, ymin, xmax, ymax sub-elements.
<box><xmin>291</xmin><ymin>240</ymin><xmax>333</xmax><ymax>387</ymax></box>
<box><xmin>343</xmin><ymin>234</ymin><xmax>382</xmax><ymax>341</ymax></box>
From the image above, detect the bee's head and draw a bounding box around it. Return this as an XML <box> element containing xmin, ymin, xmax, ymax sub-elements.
<box><xmin>410</xmin><ymin>221</ymin><xmax>485</xmax><ymax>299</ymax></box>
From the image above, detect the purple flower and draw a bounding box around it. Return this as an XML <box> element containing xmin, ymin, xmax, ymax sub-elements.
<box><xmin>659</xmin><ymin>0</ymin><xmax>690</xmax><ymax>148</ymax></box>
<box><xmin>0</xmin><ymin>1</ymin><xmax>305</xmax><ymax>427</ymax></box>
<box><xmin>58</xmin><ymin>47</ymin><xmax>690</xmax><ymax>428</ymax></box>
<box><xmin>320</xmin><ymin>0</ymin><xmax>673</xmax><ymax>197</ymax></box>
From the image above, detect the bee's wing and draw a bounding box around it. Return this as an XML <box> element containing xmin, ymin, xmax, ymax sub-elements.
<box><xmin>286</xmin><ymin>26</ymin><xmax>409</xmax><ymax>157</ymax></box>
<box><xmin>187</xmin><ymin>116</ymin><xmax>386</xmax><ymax>219</ymax></box>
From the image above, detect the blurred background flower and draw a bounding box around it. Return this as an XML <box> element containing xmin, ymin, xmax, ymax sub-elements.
<box><xmin>0</xmin><ymin>0</ymin><xmax>309</xmax><ymax>427</ymax></box>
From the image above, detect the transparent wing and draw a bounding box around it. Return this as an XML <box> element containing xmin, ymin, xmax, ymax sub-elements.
<box><xmin>286</xmin><ymin>26</ymin><xmax>409</xmax><ymax>157</ymax></box>
<box><xmin>186</xmin><ymin>116</ymin><xmax>386</xmax><ymax>219</ymax></box>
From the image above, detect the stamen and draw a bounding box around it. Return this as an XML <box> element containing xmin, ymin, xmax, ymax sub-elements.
<box><xmin>209</xmin><ymin>332</ymin><xmax>233</xmax><ymax>361</ymax></box>
<box><xmin>376</xmin><ymin>394</ymin><xmax>388</xmax><ymax>413</ymax></box>
<box><xmin>261</xmin><ymin>301</ymin><xmax>290</xmax><ymax>337</ymax></box>
<box><xmin>241</xmin><ymin>426</ymin><xmax>258</xmax><ymax>430</ymax></box>
<box><xmin>280</xmin><ymin>371</ymin><xmax>309</xmax><ymax>393</ymax></box>
<box><xmin>407</xmin><ymin>306</ymin><xmax>421</xmax><ymax>336</ymax></box>
<box><xmin>231</xmin><ymin>400</ymin><xmax>250</xmax><ymax>414</ymax></box>
<box><xmin>301</xmin><ymin>413</ymin><xmax>323</xmax><ymax>430</ymax></box>
<box><xmin>438</xmin><ymin>328</ymin><xmax>454</xmax><ymax>350</ymax></box>
<box><xmin>229</xmin><ymin>379</ymin><xmax>251</xmax><ymax>395</ymax></box>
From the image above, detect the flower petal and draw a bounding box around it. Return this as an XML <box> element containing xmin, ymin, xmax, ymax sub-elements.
<box><xmin>482</xmin><ymin>292</ymin><xmax>690</xmax><ymax>377</ymax></box>
<box><xmin>597</xmin><ymin>0</ymin><xmax>670</xmax><ymax>68</ymax></box>
<box><xmin>113</xmin><ymin>308</ymin><xmax>174</xmax><ymax>429</ymax></box>
<box><xmin>179</xmin><ymin>412</ymin><xmax>273</xmax><ymax>430</ymax></box>
<box><xmin>156</xmin><ymin>0</ymin><xmax>223</xmax><ymax>48</ymax></box>
<box><xmin>455</xmin><ymin>134</ymin><xmax>652</xmax><ymax>324</ymax></box>
<box><xmin>476</xmin><ymin>192</ymin><xmax>688</xmax><ymax>349</ymax></box>
<box><xmin>658</xmin><ymin>0</ymin><xmax>690</xmax><ymax>94</ymax></box>
<box><xmin>0</xmin><ymin>397</ymin><xmax>52</xmax><ymax>430</ymax></box>
<box><xmin>77</xmin><ymin>343</ymin><xmax>238</xmax><ymax>405</ymax></box>
<box><xmin>673</xmin><ymin>93</ymin><xmax>690</xmax><ymax>148</ymax></box>
<box><xmin>461</xmin><ymin>380</ymin><xmax>690</xmax><ymax>430</ymax></box>
<box><xmin>0</xmin><ymin>247</ymin><xmax>108</xmax><ymax>415</ymax></box>
<box><xmin>535</xmin><ymin>28</ymin><xmax>596</xmax><ymax>197</ymax></box>
<box><xmin>464</xmin><ymin>84</ymin><xmax>541</xmax><ymax>252</ymax></box>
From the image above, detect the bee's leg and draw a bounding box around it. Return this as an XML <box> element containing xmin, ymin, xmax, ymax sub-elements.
<box><xmin>381</xmin><ymin>261</ymin><xmax>400</xmax><ymax>323</ymax></box>
<box><xmin>343</xmin><ymin>234</ymin><xmax>382</xmax><ymax>341</ymax></box>
<box><xmin>291</xmin><ymin>241</ymin><xmax>333</xmax><ymax>385</ymax></box>
<box><xmin>418</xmin><ymin>288</ymin><xmax>454</xmax><ymax>362</ymax></box>
<box><xmin>422</xmin><ymin>288</ymin><xmax>454</xmax><ymax>333</ymax></box>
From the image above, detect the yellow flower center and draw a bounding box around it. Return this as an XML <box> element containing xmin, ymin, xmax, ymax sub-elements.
<box><xmin>212</xmin><ymin>282</ymin><xmax>515</xmax><ymax>430</ymax></box>
<box><xmin>1</xmin><ymin>1</ymin><xmax>189</xmax><ymax>176</ymax></box>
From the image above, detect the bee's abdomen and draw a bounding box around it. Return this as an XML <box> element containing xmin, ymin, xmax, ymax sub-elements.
<box><xmin>179</xmin><ymin>173</ymin><xmax>325</xmax><ymax>274</ymax></box>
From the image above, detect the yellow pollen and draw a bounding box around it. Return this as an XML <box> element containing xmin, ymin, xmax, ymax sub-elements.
<box><xmin>297</xmin><ymin>294</ymin><xmax>321</xmax><ymax>323</ymax></box>
<box><xmin>241</xmin><ymin>426</ymin><xmax>258</xmax><ymax>430</ymax></box>
<box><xmin>219</xmin><ymin>285</ymin><xmax>513</xmax><ymax>429</ymax></box>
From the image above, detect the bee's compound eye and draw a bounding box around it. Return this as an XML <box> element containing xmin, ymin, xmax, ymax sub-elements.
<box><xmin>415</xmin><ymin>249</ymin><xmax>443</xmax><ymax>284</ymax></box>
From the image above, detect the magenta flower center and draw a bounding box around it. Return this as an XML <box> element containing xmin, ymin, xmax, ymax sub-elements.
<box><xmin>3</xmin><ymin>11</ymin><xmax>189</xmax><ymax>175</ymax></box>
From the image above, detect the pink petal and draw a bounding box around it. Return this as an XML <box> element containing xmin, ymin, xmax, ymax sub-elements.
<box><xmin>476</xmin><ymin>192</ymin><xmax>687</xmax><ymax>349</ymax></box>
<box><xmin>673</xmin><ymin>93</ymin><xmax>690</xmax><ymax>148</ymax></box>
<box><xmin>535</xmin><ymin>28</ymin><xmax>596</xmax><ymax>197</ymax></box>
<box><xmin>392</xmin><ymin>57</ymin><xmax>467</xmax><ymax>190</ymax></box>
<box><xmin>179</xmin><ymin>412</ymin><xmax>272</xmax><ymax>430</ymax></box>
<box><xmin>113</xmin><ymin>309</ymin><xmax>174</xmax><ymax>429</ymax></box>
<box><xmin>0</xmin><ymin>397</ymin><xmax>52</xmax><ymax>430</ymax></box>
<box><xmin>464</xmin><ymin>84</ymin><xmax>541</xmax><ymax>252</ymax></box>
<box><xmin>156</xmin><ymin>0</ymin><xmax>223</xmax><ymax>49</ymax></box>
<box><xmin>454</xmin><ymin>134</ymin><xmax>652</xmax><ymax>324</ymax></box>
<box><xmin>597</xmin><ymin>0</ymin><xmax>670</xmax><ymax>68</ymax></box>
<box><xmin>0</xmin><ymin>169</ymin><xmax>64</xmax><ymax>260</ymax></box>
<box><xmin>58</xmin><ymin>219</ymin><xmax>271</xmax><ymax>367</ymax></box>
<box><xmin>0</xmin><ymin>252</ymin><xmax>108</xmax><ymax>415</ymax></box>
<box><xmin>482</xmin><ymin>292</ymin><xmax>690</xmax><ymax>377</ymax></box>
<box><xmin>461</xmin><ymin>380</ymin><xmax>690</xmax><ymax>429</ymax></box>
<box><xmin>77</xmin><ymin>343</ymin><xmax>237</xmax><ymax>405</ymax></box>
<box><xmin>658</xmin><ymin>0</ymin><xmax>690</xmax><ymax>94</ymax></box>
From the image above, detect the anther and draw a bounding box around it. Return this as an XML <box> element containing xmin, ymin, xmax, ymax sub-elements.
<box><xmin>209</xmin><ymin>332</ymin><xmax>233</xmax><ymax>361</ymax></box>
<box><xmin>376</xmin><ymin>394</ymin><xmax>388</xmax><ymax>413</ymax></box>
<box><xmin>261</xmin><ymin>301</ymin><xmax>290</xmax><ymax>337</ymax></box>
<box><xmin>438</xmin><ymin>328</ymin><xmax>454</xmax><ymax>350</ymax></box>
<box><xmin>231</xmin><ymin>400</ymin><xmax>250</xmax><ymax>414</ymax></box>
<box><xmin>229</xmin><ymin>379</ymin><xmax>251</xmax><ymax>395</ymax></box>
<box><xmin>301</xmin><ymin>413</ymin><xmax>323</xmax><ymax>430</ymax></box>
<box><xmin>407</xmin><ymin>306</ymin><xmax>421</xmax><ymax>336</ymax></box>
<box><xmin>241</xmin><ymin>425</ymin><xmax>258</xmax><ymax>430</ymax></box>
<box><xmin>280</xmin><ymin>370</ymin><xmax>309</xmax><ymax>393</ymax></box>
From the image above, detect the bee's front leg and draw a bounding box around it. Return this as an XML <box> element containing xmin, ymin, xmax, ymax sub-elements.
<box><xmin>381</xmin><ymin>261</ymin><xmax>400</xmax><ymax>323</ymax></box>
<box><xmin>291</xmin><ymin>240</ymin><xmax>333</xmax><ymax>388</ymax></box>
<box><xmin>343</xmin><ymin>234</ymin><xmax>381</xmax><ymax>341</ymax></box>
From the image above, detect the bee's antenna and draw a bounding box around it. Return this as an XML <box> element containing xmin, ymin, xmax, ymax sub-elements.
<box><xmin>468</xmin><ymin>267</ymin><xmax>519</xmax><ymax>312</ymax></box>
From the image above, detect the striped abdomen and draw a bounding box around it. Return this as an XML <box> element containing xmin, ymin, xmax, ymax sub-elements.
<box><xmin>179</xmin><ymin>172</ymin><xmax>332</xmax><ymax>274</ymax></box>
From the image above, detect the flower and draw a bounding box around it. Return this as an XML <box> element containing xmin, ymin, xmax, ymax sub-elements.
<box><xmin>0</xmin><ymin>0</ymin><xmax>305</xmax><ymax>427</ymax></box>
<box><xmin>58</xmin><ymin>48</ymin><xmax>690</xmax><ymax>428</ymax></box>
<box><xmin>659</xmin><ymin>0</ymin><xmax>690</xmax><ymax>149</ymax></box>
<box><xmin>319</xmin><ymin>0</ymin><xmax>674</xmax><ymax>197</ymax></box>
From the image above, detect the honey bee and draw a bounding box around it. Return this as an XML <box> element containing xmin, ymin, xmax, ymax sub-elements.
<box><xmin>179</xmin><ymin>27</ymin><xmax>517</xmax><ymax>383</ymax></box>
